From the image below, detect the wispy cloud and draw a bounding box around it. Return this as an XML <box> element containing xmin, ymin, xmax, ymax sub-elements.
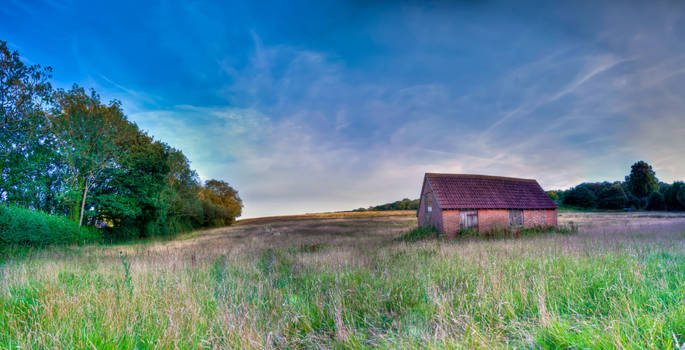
<box><xmin>6</xmin><ymin>0</ymin><xmax>684</xmax><ymax>217</ymax></box>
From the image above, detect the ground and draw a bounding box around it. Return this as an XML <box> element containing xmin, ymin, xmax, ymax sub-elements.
<box><xmin>1</xmin><ymin>211</ymin><xmax>685</xmax><ymax>349</ymax></box>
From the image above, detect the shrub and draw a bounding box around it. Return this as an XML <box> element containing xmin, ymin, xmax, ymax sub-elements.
<box><xmin>0</xmin><ymin>205</ymin><xmax>100</xmax><ymax>246</ymax></box>
<box><xmin>396</xmin><ymin>226</ymin><xmax>438</xmax><ymax>242</ymax></box>
<box><xmin>646</xmin><ymin>192</ymin><xmax>666</xmax><ymax>211</ymax></box>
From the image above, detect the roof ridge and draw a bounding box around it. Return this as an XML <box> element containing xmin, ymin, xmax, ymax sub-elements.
<box><xmin>425</xmin><ymin>173</ymin><xmax>539</xmax><ymax>183</ymax></box>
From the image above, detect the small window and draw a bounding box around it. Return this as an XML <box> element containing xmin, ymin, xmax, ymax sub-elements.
<box><xmin>509</xmin><ymin>210</ymin><xmax>523</xmax><ymax>227</ymax></box>
<box><xmin>460</xmin><ymin>210</ymin><xmax>478</xmax><ymax>229</ymax></box>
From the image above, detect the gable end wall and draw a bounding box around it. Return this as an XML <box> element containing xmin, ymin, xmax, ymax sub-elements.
<box><xmin>417</xmin><ymin>178</ymin><xmax>443</xmax><ymax>232</ymax></box>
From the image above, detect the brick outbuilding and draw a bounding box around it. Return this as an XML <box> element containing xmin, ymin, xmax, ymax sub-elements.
<box><xmin>417</xmin><ymin>173</ymin><xmax>557</xmax><ymax>237</ymax></box>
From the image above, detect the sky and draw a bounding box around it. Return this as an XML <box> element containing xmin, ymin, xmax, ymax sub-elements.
<box><xmin>2</xmin><ymin>0</ymin><xmax>685</xmax><ymax>218</ymax></box>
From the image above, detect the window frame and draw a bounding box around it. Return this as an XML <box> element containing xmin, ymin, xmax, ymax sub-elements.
<box><xmin>460</xmin><ymin>210</ymin><xmax>478</xmax><ymax>230</ymax></box>
<box><xmin>508</xmin><ymin>209</ymin><xmax>524</xmax><ymax>227</ymax></box>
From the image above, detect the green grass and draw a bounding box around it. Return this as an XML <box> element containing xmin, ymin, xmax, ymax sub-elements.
<box><xmin>396</xmin><ymin>226</ymin><xmax>439</xmax><ymax>242</ymax></box>
<box><xmin>0</xmin><ymin>212</ymin><xmax>684</xmax><ymax>348</ymax></box>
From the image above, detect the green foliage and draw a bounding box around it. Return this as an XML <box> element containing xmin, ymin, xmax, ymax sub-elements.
<box><xmin>646</xmin><ymin>191</ymin><xmax>666</xmax><ymax>211</ymax></box>
<box><xmin>563</xmin><ymin>185</ymin><xmax>597</xmax><ymax>208</ymax></box>
<box><xmin>0</xmin><ymin>205</ymin><xmax>99</xmax><ymax>245</ymax></box>
<box><xmin>0</xmin><ymin>42</ymin><xmax>243</xmax><ymax>244</ymax></box>
<box><xmin>396</xmin><ymin>226</ymin><xmax>438</xmax><ymax>242</ymax></box>
<box><xmin>596</xmin><ymin>183</ymin><xmax>627</xmax><ymax>209</ymax></box>
<box><xmin>546</xmin><ymin>191</ymin><xmax>559</xmax><ymax>201</ymax></box>
<box><xmin>664</xmin><ymin>181</ymin><xmax>685</xmax><ymax>211</ymax></box>
<box><xmin>456</xmin><ymin>224</ymin><xmax>576</xmax><ymax>238</ymax></box>
<box><xmin>199</xmin><ymin>179</ymin><xmax>243</xmax><ymax>227</ymax></box>
<box><xmin>355</xmin><ymin>198</ymin><xmax>420</xmax><ymax>211</ymax></box>
<box><xmin>625</xmin><ymin>160</ymin><xmax>659</xmax><ymax>199</ymax></box>
<box><xmin>0</xmin><ymin>40</ymin><xmax>52</xmax><ymax>172</ymax></box>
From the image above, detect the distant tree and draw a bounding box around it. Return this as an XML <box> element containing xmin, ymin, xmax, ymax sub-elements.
<box><xmin>366</xmin><ymin>198</ymin><xmax>420</xmax><ymax>211</ymax></box>
<box><xmin>659</xmin><ymin>182</ymin><xmax>671</xmax><ymax>195</ymax></box>
<box><xmin>625</xmin><ymin>161</ymin><xmax>659</xmax><ymax>199</ymax></box>
<box><xmin>678</xmin><ymin>185</ymin><xmax>685</xmax><ymax>210</ymax></box>
<box><xmin>646</xmin><ymin>192</ymin><xmax>666</xmax><ymax>211</ymax></box>
<box><xmin>597</xmin><ymin>183</ymin><xmax>627</xmax><ymax>209</ymax></box>
<box><xmin>546</xmin><ymin>191</ymin><xmax>559</xmax><ymax>202</ymax></box>
<box><xmin>625</xmin><ymin>192</ymin><xmax>641</xmax><ymax>210</ymax></box>
<box><xmin>50</xmin><ymin>86</ymin><xmax>130</xmax><ymax>227</ymax></box>
<box><xmin>563</xmin><ymin>186</ymin><xmax>597</xmax><ymax>208</ymax></box>
<box><xmin>664</xmin><ymin>181</ymin><xmax>685</xmax><ymax>211</ymax></box>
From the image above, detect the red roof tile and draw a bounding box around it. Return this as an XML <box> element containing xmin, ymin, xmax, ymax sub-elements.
<box><xmin>425</xmin><ymin>173</ymin><xmax>557</xmax><ymax>209</ymax></box>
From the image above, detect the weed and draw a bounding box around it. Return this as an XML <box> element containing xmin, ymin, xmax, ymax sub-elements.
<box><xmin>119</xmin><ymin>250</ymin><xmax>133</xmax><ymax>295</ymax></box>
<box><xmin>396</xmin><ymin>226</ymin><xmax>439</xmax><ymax>242</ymax></box>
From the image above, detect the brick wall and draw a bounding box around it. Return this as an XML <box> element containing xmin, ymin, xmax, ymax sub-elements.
<box><xmin>442</xmin><ymin>210</ymin><xmax>460</xmax><ymax>238</ymax></box>
<box><xmin>478</xmin><ymin>209</ymin><xmax>509</xmax><ymax>231</ymax></box>
<box><xmin>523</xmin><ymin>209</ymin><xmax>557</xmax><ymax>228</ymax></box>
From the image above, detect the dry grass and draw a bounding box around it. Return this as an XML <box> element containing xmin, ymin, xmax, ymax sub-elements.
<box><xmin>1</xmin><ymin>211</ymin><xmax>684</xmax><ymax>348</ymax></box>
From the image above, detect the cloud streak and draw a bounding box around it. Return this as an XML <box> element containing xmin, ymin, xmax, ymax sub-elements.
<box><xmin>4</xmin><ymin>0</ymin><xmax>685</xmax><ymax>217</ymax></box>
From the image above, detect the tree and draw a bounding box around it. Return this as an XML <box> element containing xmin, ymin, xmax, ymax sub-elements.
<box><xmin>50</xmin><ymin>86</ymin><xmax>130</xmax><ymax>227</ymax></box>
<box><xmin>646</xmin><ymin>192</ymin><xmax>666</xmax><ymax>211</ymax></box>
<box><xmin>597</xmin><ymin>183</ymin><xmax>627</xmax><ymax>209</ymax></box>
<box><xmin>625</xmin><ymin>161</ymin><xmax>659</xmax><ymax>199</ymax></box>
<box><xmin>664</xmin><ymin>181</ymin><xmax>685</xmax><ymax>211</ymax></box>
<box><xmin>546</xmin><ymin>191</ymin><xmax>560</xmax><ymax>201</ymax></box>
<box><xmin>200</xmin><ymin>179</ymin><xmax>242</xmax><ymax>226</ymax></box>
<box><xmin>0</xmin><ymin>40</ymin><xmax>52</xmax><ymax>195</ymax></box>
<box><xmin>563</xmin><ymin>185</ymin><xmax>597</xmax><ymax>208</ymax></box>
<box><xmin>678</xmin><ymin>185</ymin><xmax>685</xmax><ymax>210</ymax></box>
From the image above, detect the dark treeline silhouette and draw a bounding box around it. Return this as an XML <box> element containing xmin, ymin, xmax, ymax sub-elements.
<box><xmin>0</xmin><ymin>40</ymin><xmax>242</xmax><ymax>243</ymax></box>
<box><xmin>547</xmin><ymin>161</ymin><xmax>684</xmax><ymax>211</ymax></box>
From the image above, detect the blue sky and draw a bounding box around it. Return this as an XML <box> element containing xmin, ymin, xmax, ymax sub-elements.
<box><xmin>3</xmin><ymin>0</ymin><xmax>685</xmax><ymax>218</ymax></box>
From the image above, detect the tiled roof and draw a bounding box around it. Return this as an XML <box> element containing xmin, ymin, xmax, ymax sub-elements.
<box><xmin>425</xmin><ymin>173</ymin><xmax>557</xmax><ymax>209</ymax></box>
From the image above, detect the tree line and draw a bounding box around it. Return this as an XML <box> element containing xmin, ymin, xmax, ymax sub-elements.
<box><xmin>353</xmin><ymin>198</ymin><xmax>420</xmax><ymax>212</ymax></box>
<box><xmin>0</xmin><ymin>40</ymin><xmax>242</xmax><ymax>241</ymax></box>
<box><xmin>547</xmin><ymin>161</ymin><xmax>685</xmax><ymax>211</ymax></box>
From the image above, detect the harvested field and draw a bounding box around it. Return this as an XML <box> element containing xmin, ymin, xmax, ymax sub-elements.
<box><xmin>1</xmin><ymin>210</ymin><xmax>684</xmax><ymax>348</ymax></box>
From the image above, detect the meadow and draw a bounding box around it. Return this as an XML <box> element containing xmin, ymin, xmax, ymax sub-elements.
<box><xmin>1</xmin><ymin>210</ymin><xmax>685</xmax><ymax>349</ymax></box>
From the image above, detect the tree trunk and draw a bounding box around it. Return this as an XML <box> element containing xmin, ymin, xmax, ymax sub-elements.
<box><xmin>78</xmin><ymin>184</ymin><xmax>89</xmax><ymax>228</ymax></box>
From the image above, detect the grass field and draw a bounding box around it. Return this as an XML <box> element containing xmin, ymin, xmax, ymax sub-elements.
<box><xmin>1</xmin><ymin>211</ymin><xmax>685</xmax><ymax>349</ymax></box>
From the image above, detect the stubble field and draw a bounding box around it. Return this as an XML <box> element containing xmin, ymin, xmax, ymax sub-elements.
<box><xmin>1</xmin><ymin>210</ymin><xmax>685</xmax><ymax>349</ymax></box>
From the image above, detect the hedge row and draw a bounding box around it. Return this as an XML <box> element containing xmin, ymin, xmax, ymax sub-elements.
<box><xmin>0</xmin><ymin>205</ymin><xmax>100</xmax><ymax>246</ymax></box>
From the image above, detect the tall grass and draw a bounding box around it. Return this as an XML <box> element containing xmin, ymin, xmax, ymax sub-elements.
<box><xmin>0</xmin><ymin>205</ymin><xmax>99</xmax><ymax>246</ymax></box>
<box><xmin>0</xmin><ymin>212</ymin><xmax>683</xmax><ymax>348</ymax></box>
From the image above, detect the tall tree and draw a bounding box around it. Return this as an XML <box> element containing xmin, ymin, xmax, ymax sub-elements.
<box><xmin>50</xmin><ymin>86</ymin><xmax>129</xmax><ymax>227</ymax></box>
<box><xmin>625</xmin><ymin>161</ymin><xmax>659</xmax><ymax>199</ymax></box>
<box><xmin>0</xmin><ymin>40</ymin><xmax>52</xmax><ymax>194</ymax></box>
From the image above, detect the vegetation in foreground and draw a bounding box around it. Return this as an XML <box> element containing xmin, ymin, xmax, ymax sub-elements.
<box><xmin>0</xmin><ymin>205</ymin><xmax>97</xmax><ymax>246</ymax></box>
<box><xmin>1</xmin><ymin>211</ymin><xmax>684</xmax><ymax>349</ymax></box>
